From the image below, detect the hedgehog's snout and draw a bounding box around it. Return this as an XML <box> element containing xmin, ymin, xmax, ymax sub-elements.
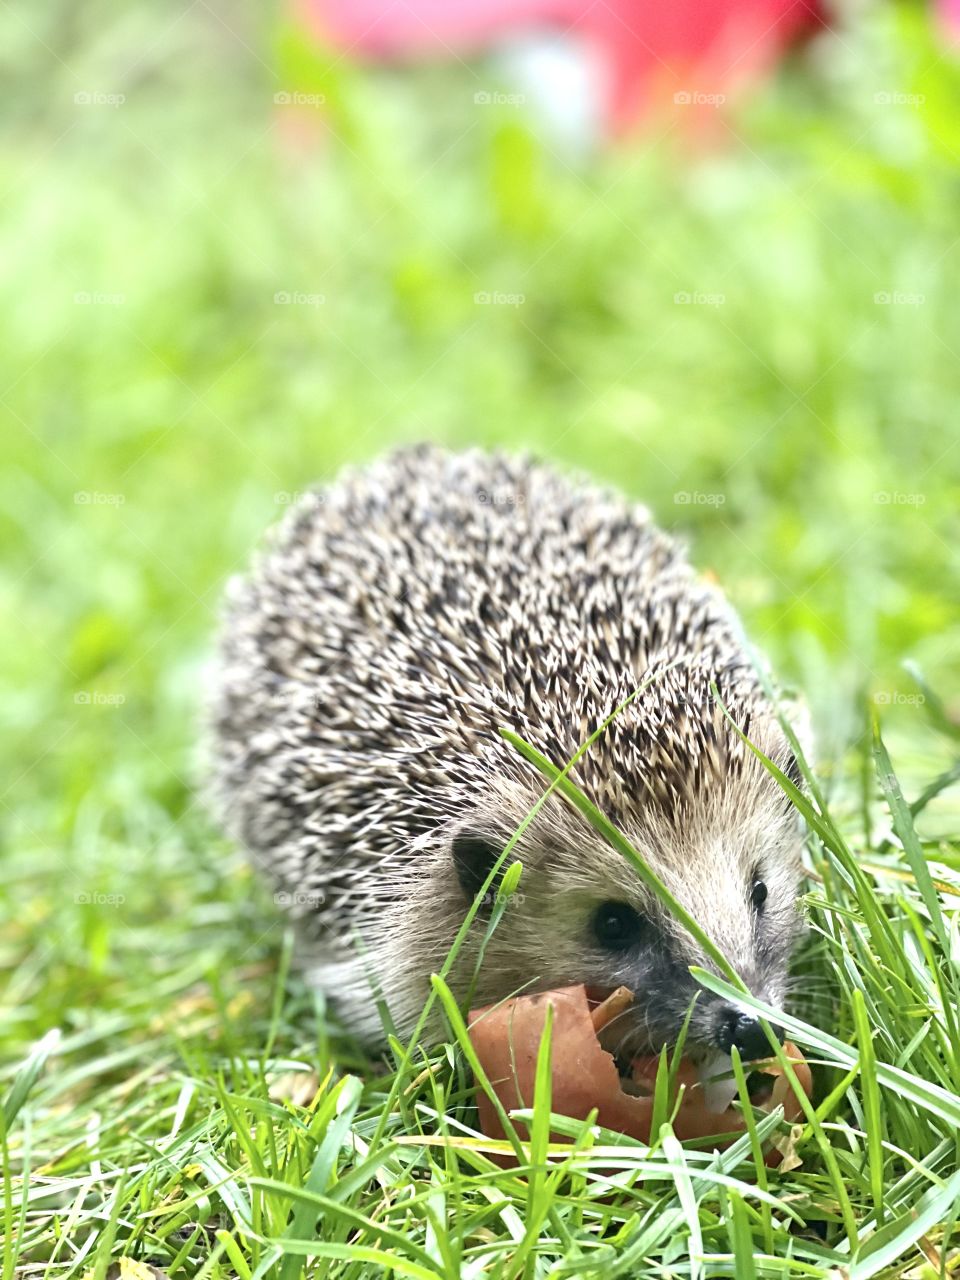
<box><xmin>714</xmin><ymin>1006</ymin><xmax>786</xmax><ymax>1059</ymax></box>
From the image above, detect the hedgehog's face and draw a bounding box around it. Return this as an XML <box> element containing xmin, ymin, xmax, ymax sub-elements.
<box><xmin>453</xmin><ymin>718</ymin><xmax>806</xmax><ymax>1060</ymax></box>
<box><xmin>561</xmin><ymin>817</ymin><xmax>804</xmax><ymax>1061</ymax></box>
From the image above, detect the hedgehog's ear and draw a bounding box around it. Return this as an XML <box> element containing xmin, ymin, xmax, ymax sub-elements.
<box><xmin>451</xmin><ymin>832</ymin><xmax>503</xmax><ymax>910</ymax></box>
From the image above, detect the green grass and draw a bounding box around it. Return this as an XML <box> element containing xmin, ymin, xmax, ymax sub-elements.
<box><xmin>2</xmin><ymin>0</ymin><xmax>960</xmax><ymax>1274</ymax></box>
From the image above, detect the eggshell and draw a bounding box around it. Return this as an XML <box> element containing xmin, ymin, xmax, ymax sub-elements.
<box><xmin>468</xmin><ymin>984</ymin><xmax>811</xmax><ymax>1165</ymax></box>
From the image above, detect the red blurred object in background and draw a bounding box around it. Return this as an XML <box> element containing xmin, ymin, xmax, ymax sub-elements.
<box><xmin>297</xmin><ymin>0</ymin><xmax>825</xmax><ymax>136</ymax></box>
<box><xmin>941</xmin><ymin>0</ymin><xmax>960</xmax><ymax>37</ymax></box>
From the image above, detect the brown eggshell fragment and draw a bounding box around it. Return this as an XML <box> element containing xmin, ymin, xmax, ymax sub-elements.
<box><xmin>590</xmin><ymin>985</ymin><xmax>634</xmax><ymax>1033</ymax></box>
<box><xmin>468</xmin><ymin>984</ymin><xmax>811</xmax><ymax>1165</ymax></box>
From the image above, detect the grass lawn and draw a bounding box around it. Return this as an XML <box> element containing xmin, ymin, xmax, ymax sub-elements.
<box><xmin>2</xmin><ymin>0</ymin><xmax>960</xmax><ymax>1275</ymax></box>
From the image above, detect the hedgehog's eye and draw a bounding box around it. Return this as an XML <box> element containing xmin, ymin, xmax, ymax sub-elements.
<box><xmin>751</xmin><ymin>880</ymin><xmax>768</xmax><ymax>911</ymax></box>
<box><xmin>592</xmin><ymin>901</ymin><xmax>648</xmax><ymax>950</ymax></box>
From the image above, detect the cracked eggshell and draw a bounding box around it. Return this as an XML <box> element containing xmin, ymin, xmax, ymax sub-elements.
<box><xmin>468</xmin><ymin>984</ymin><xmax>811</xmax><ymax>1165</ymax></box>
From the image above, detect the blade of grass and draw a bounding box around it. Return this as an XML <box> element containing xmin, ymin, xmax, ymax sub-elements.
<box><xmin>850</xmin><ymin>988</ymin><xmax>884</xmax><ymax>1226</ymax></box>
<box><xmin>729</xmin><ymin>1048</ymin><xmax>771</xmax><ymax>1252</ymax></box>
<box><xmin>727</xmin><ymin>1190</ymin><xmax>757</xmax><ymax>1280</ymax></box>
<box><xmin>660</xmin><ymin>1130</ymin><xmax>702</xmax><ymax>1280</ymax></box>
<box><xmin>250</xmin><ymin>1178</ymin><xmax>442</xmax><ymax>1275</ymax></box>
<box><xmin>0</xmin><ymin>1029</ymin><xmax>60</xmax><ymax>1134</ymax></box>
<box><xmin>872</xmin><ymin>718</ymin><xmax>948</xmax><ymax>951</ymax></box>
<box><xmin>277</xmin><ymin>1073</ymin><xmax>362</xmax><ymax>1280</ymax></box>
<box><xmin>848</xmin><ymin>1164</ymin><xmax>960</xmax><ymax>1278</ymax></box>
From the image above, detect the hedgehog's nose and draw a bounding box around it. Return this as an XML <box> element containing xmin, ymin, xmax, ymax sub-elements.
<box><xmin>716</xmin><ymin>1009</ymin><xmax>784</xmax><ymax>1059</ymax></box>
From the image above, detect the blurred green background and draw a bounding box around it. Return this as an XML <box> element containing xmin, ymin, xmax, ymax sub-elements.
<box><xmin>2</xmin><ymin>1</ymin><xmax>959</xmax><ymax>1048</ymax></box>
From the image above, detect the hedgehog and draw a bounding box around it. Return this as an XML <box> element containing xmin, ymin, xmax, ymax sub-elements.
<box><xmin>208</xmin><ymin>445</ymin><xmax>808</xmax><ymax>1059</ymax></box>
